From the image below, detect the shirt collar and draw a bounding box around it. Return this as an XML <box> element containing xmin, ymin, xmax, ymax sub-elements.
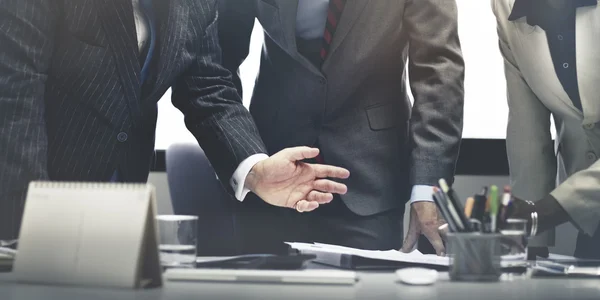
<box><xmin>509</xmin><ymin>0</ymin><xmax>597</xmax><ymax>22</ymax></box>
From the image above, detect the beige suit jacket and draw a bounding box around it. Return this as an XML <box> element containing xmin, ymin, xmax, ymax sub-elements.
<box><xmin>493</xmin><ymin>0</ymin><xmax>600</xmax><ymax>240</ymax></box>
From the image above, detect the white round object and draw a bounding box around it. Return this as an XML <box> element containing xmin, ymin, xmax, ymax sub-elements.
<box><xmin>395</xmin><ymin>268</ymin><xmax>438</xmax><ymax>285</ymax></box>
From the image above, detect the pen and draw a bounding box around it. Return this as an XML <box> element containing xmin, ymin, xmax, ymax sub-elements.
<box><xmin>480</xmin><ymin>187</ymin><xmax>488</xmax><ymax>196</ymax></box>
<box><xmin>438</xmin><ymin>179</ymin><xmax>469</xmax><ymax>232</ymax></box>
<box><xmin>471</xmin><ymin>195</ymin><xmax>486</xmax><ymax>221</ymax></box>
<box><xmin>468</xmin><ymin>218</ymin><xmax>483</xmax><ymax>232</ymax></box>
<box><xmin>489</xmin><ymin>185</ymin><xmax>499</xmax><ymax>232</ymax></box>
<box><xmin>499</xmin><ymin>186</ymin><xmax>513</xmax><ymax>226</ymax></box>
<box><xmin>433</xmin><ymin>187</ymin><xmax>458</xmax><ymax>232</ymax></box>
<box><xmin>464</xmin><ymin>197</ymin><xmax>475</xmax><ymax>218</ymax></box>
<box><xmin>471</xmin><ymin>187</ymin><xmax>490</xmax><ymax>231</ymax></box>
<box><xmin>480</xmin><ymin>187</ymin><xmax>489</xmax><ymax>212</ymax></box>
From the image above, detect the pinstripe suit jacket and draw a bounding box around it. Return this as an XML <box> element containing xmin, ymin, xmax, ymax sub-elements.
<box><xmin>0</xmin><ymin>0</ymin><xmax>267</xmax><ymax>240</ymax></box>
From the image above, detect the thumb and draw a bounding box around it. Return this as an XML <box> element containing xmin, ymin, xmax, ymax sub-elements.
<box><xmin>281</xmin><ymin>147</ymin><xmax>320</xmax><ymax>162</ymax></box>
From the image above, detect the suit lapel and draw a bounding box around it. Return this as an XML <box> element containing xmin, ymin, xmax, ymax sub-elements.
<box><xmin>513</xmin><ymin>21</ymin><xmax>581</xmax><ymax>116</ymax></box>
<box><xmin>326</xmin><ymin>1</ymin><xmax>367</xmax><ymax>60</ymax></box>
<box><xmin>275</xmin><ymin>0</ymin><xmax>321</xmax><ymax>75</ymax></box>
<box><xmin>277</xmin><ymin>0</ymin><xmax>299</xmax><ymax>55</ymax></box>
<box><xmin>95</xmin><ymin>0</ymin><xmax>142</xmax><ymax>119</ymax></box>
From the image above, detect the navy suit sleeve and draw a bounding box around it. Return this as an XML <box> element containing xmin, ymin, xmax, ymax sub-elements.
<box><xmin>218</xmin><ymin>0</ymin><xmax>256</xmax><ymax>95</ymax></box>
<box><xmin>0</xmin><ymin>0</ymin><xmax>58</xmax><ymax>240</ymax></box>
<box><xmin>171</xmin><ymin>0</ymin><xmax>267</xmax><ymax>192</ymax></box>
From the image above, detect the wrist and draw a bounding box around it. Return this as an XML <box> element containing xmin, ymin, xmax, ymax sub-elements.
<box><xmin>509</xmin><ymin>199</ymin><xmax>536</xmax><ymax>236</ymax></box>
<box><xmin>520</xmin><ymin>200</ymin><xmax>538</xmax><ymax>237</ymax></box>
<box><xmin>244</xmin><ymin>167</ymin><xmax>260</xmax><ymax>193</ymax></box>
<box><xmin>533</xmin><ymin>195</ymin><xmax>570</xmax><ymax>233</ymax></box>
<box><xmin>244</xmin><ymin>168</ymin><xmax>258</xmax><ymax>194</ymax></box>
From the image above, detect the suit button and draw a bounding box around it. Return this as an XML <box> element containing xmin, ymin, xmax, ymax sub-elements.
<box><xmin>583</xmin><ymin>123</ymin><xmax>595</xmax><ymax>130</ymax></box>
<box><xmin>117</xmin><ymin>132</ymin><xmax>128</xmax><ymax>142</ymax></box>
<box><xmin>586</xmin><ymin>151</ymin><xmax>597</xmax><ymax>162</ymax></box>
<box><xmin>318</xmin><ymin>77</ymin><xmax>326</xmax><ymax>85</ymax></box>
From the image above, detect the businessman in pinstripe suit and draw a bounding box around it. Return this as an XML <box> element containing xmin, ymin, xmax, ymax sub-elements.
<box><xmin>0</xmin><ymin>0</ymin><xmax>350</xmax><ymax>242</ymax></box>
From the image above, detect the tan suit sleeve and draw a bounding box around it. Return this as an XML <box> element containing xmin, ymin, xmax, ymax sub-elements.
<box><xmin>551</xmin><ymin>160</ymin><xmax>600</xmax><ymax>236</ymax></box>
<box><xmin>492</xmin><ymin>0</ymin><xmax>556</xmax><ymax>246</ymax></box>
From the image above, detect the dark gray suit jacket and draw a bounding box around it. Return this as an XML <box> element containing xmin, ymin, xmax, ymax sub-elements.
<box><xmin>0</xmin><ymin>0</ymin><xmax>267</xmax><ymax>240</ymax></box>
<box><xmin>219</xmin><ymin>0</ymin><xmax>465</xmax><ymax>216</ymax></box>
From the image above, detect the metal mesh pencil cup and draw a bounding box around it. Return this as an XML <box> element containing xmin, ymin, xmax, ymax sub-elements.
<box><xmin>447</xmin><ymin>233</ymin><xmax>502</xmax><ymax>281</ymax></box>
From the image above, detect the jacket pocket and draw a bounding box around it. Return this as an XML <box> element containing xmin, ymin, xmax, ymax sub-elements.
<box><xmin>365</xmin><ymin>103</ymin><xmax>399</xmax><ymax>131</ymax></box>
<box><xmin>260</xmin><ymin>0</ymin><xmax>278</xmax><ymax>8</ymax></box>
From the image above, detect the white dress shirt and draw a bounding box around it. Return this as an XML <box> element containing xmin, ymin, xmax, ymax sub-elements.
<box><xmin>296</xmin><ymin>0</ymin><xmax>330</xmax><ymax>39</ymax></box>
<box><xmin>132</xmin><ymin>0</ymin><xmax>149</xmax><ymax>52</ymax></box>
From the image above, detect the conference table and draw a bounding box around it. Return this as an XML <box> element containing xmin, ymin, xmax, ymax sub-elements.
<box><xmin>1</xmin><ymin>262</ymin><xmax>599</xmax><ymax>300</ymax></box>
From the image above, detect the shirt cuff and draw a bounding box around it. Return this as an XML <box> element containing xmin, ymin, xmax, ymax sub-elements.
<box><xmin>410</xmin><ymin>185</ymin><xmax>435</xmax><ymax>203</ymax></box>
<box><xmin>230</xmin><ymin>153</ymin><xmax>269</xmax><ymax>201</ymax></box>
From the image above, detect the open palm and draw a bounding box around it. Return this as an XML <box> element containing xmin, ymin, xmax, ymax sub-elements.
<box><xmin>248</xmin><ymin>147</ymin><xmax>350</xmax><ymax>212</ymax></box>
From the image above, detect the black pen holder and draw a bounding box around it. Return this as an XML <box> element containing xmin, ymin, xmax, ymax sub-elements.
<box><xmin>447</xmin><ymin>233</ymin><xmax>502</xmax><ymax>282</ymax></box>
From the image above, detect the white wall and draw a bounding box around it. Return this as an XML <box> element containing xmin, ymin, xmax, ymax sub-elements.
<box><xmin>154</xmin><ymin>21</ymin><xmax>264</xmax><ymax>149</ymax></box>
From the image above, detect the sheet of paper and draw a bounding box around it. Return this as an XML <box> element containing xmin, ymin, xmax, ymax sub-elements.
<box><xmin>0</xmin><ymin>247</ymin><xmax>16</xmax><ymax>260</ymax></box>
<box><xmin>286</xmin><ymin>242</ymin><xmax>449</xmax><ymax>266</ymax></box>
<box><xmin>196</xmin><ymin>256</ymin><xmax>237</xmax><ymax>263</ymax></box>
<box><xmin>547</xmin><ymin>253</ymin><xmax>577</xmax><ymax>260</ymax></box>
<box><xmin>501</xmin><ymin>253</ymin><xmax>526</xmax><ymax>261</ymax></box>
<box><xmin>287</xmin><ymin>242</ymin><xmax>527</xmax><ymax>268</ymax></box>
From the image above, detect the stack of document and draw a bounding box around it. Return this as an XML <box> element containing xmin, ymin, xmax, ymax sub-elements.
<box><xmin>287</xmin><ymin>242</ymin><xmax>527</xmax><ymax>270</ymax></box>
<box><xmin>0</xmin><ymin>247</ymin><xmax>15</xmax><ymax>270</ymax></box>
<box><xmin>286</xmin><ymin>242</ymin><xmax>449</xmax><ymax>270</ymax></box>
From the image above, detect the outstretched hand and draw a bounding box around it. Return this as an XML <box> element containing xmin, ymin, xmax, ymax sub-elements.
<box><xmin>245</xmin><ymin>147</ymin><xmax>350</xmax><ymax>212</ymax></box>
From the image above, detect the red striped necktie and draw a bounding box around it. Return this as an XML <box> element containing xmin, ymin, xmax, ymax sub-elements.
<box><xmin>320</xmin><ymin>0</ymin><xmax>347</xmax><ymax>63</ymax></box>
<box><xmin>315</xmin><ymin>0</ymin><xmax>346</xmax><ymax>164</ymax></box>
